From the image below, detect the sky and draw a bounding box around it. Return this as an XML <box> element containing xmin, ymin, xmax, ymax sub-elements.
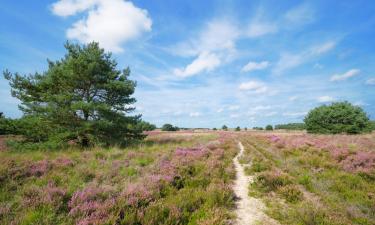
<box><xmin>0</xmin><ymin>0</ymin><xmax>374</xmax><ymax>128</ymax></box>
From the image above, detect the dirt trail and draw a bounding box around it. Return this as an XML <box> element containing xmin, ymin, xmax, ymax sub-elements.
<box><xmin>233</xmin><ymin>142</ymin><xmax>279</xmax><ymax>225</ymax></box>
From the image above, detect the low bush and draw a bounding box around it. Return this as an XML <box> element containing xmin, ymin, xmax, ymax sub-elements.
<box><xmin>278</xmin><ymin>185</ymin><xmax>303</xmax><ymax>203</ymax></box>
<box><xmin>304</xmin><ymin>101</ymin><xmax>371</xmax><ymax>134</ymax></box>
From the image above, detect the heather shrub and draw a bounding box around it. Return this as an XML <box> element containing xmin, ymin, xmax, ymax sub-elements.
<box><xmin>304</xmin><ymin>101</ymin><xmax>371</xmax><ymax>134</ymax></box>
<box><xmin>278</xmin><ymin>185</ymin><xmax>303</xmax><ymax>203</ymax></box>
<box><xmin>250</xmin><ymin>159</ymin><xmax>272</xmax><ymax>173</ymax></box>
<box><xmin>255</xmin><ymin>170</ymin><xmax>292</xmax><ymax>192</ymax></box>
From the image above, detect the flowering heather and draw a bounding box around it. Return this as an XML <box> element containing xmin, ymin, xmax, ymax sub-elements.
<box><xmin>28</xmin><ymin>159</ymin><xmax>50</xmax><ymax>176</ymax></box>
<box><xmin>69</xmin><ymin>185</ymin><xmax>116</xmax><ymax>225</ymax></box>
<box><xmin>121</xmin><ymin>183</ymin><xmax>155</xmax><ymax>207</ymax></box>
<box><xmin>43</xmin><ymin>182</ymin><xmax>67</xmax><ymax>206</ymax></box>
<box><xmin>52</xmin><ymin>157</ymin><xmax>74</xmax><ymax>168</ymax></box>
<box><xmin>174</xmin><ymin>146</ymin><xmax>208</xmax><ymax>158</ymax></box>
<box><xmin>341</xmin><ymin>151</ymin><xmax>375</xmax><ymax>173</ymax></box>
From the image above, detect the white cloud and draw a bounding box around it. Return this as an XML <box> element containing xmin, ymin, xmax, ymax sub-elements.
<box><xmin>51</xmin><ymin>0</ymin><xmax>152</xmax><ymax>53</ymax></box>
<box><xmin>253</xmin><ymin>105</ymin><xmax>271</xmax><ymax>111</ymax></box>
<box><xmin>283</xmin><ymin>111</ymin><xmax>307</xmax><ymax>117</ymax></box>
<box><xmin>289</xmin><ymin>96</ymin><xmax>298</xmax><ymax>101</ymax></box>
<box><xmin>273</xmin><ymin>41</ymin><xmax>336</xmax><ymax>74</ymax></box>
<box><xmin>317</xmin><ymin>96</ymin><xmax>335</xmax><ymax>103</ymax></box>
<box><xmin>365</xmin><ymin>78</ymin><xmax>375</xmax><ymax>85</ymax></box>
<box><xmin>284</xmin><ymin>3</ymin><xmax>315</xmax><ymax>25</ymax></box>
<box><xmin>217</xmin><ymin>108</ymin><xmax>224</xmax><ymax>113</ymax></box>
<box><xmin>228</xmin><ymin>105</ymin><xmax>240</xmax><ymax>111</ymax></box>
<box><xmin>273</xmin><ymin>53</ymin><xmax>303</xmax><ymax>74</ymax></box>
<box><xmin>189</xmin><ymin>112</ymin><xmax>201</xmax><ymax>117</ymax></box>
<box><xmin>310</xmin><ymin>41</ymin><xmax>336</xmax><ymax>55</ymax></box>
<box><xmin>330</xmin><ymin>69</ymin><xmax>360</xmax><ymax>81</ymax></box>
<box><xmin>172</xmin><ymin>20</ymin><xmax>239</xmax><ymax>78</ymax></box>
<box><xmin>230</xmin><ymin>114</ymin><xmax>240</xmax><ymax>118</ymax></box>
<box><xmin>239</xmin><ymin>81</ymin><xmax>268</xmax><ymax>93</ymax></box>
<box><xmin>241</xmin><ymin>61</ymin><xmax>269</xmax><ymax>73</ymax></box>
<box><xmin>265</xmin><ymin>111</ymin><xmax>277</xmax><ymax>117</ymax></box>
<box><xmin>247</xmin><ymin>21</ymin><xmax>278</xmax><ymax>37</ymax></box>
<box><xmin>174</xmin><ymin>52</ymin><xmax>221</xmax><ymax>77</ymax></box>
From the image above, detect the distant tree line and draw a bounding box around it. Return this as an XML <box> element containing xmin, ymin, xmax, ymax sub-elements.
<box><xmin>275</xmin><ymin>123</ymin><xmax>305</xmax><ymax>130</ymax></box>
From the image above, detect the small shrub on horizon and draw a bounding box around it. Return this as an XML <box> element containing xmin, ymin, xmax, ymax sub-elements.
<box><xmin>265</xmin><ymin>125</ymin><xmax>273</xmax><ymax>131</ymax></box>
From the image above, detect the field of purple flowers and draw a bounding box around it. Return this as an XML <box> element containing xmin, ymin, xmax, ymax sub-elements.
<box><xmin>0</xmin><ymin>132</ymin><xmax>237</xmax><ymax>224</ymax></box>
<box><xmin>240</xmin><ymin>131</ymin><xmax>375</xmax><ymax>225</ymax></box>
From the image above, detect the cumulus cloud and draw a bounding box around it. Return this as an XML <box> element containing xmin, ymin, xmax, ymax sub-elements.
<box><xmin>174</xmin><ymin>52</ymin><xmax>221</xmax><ymax>78</ymax></box>
<box><xmin>365</xmin><ymin>78</ymin><xmax>375</xmax><ymax>85</ymax></box>
<box><xmin>172</xmin><ymin>20</ymin><xmax>239</xmax><ymax>78</ymax></box>
<box><xmin>238</xmin><ymin>81</ymin><xmax>268</xmax><ymax>93</ymax></box>
<box><xmin>330</xmin><ymin>69</ymin><xmax>360</xmax><ymax>81</ymax></box>
<box><xmin>51</xmin><ymin>0</ymin><xmax>152</xmax><ymax>53</ymax></box>
<box><xmin>241</xmin><ymin>61</ymin><xmax>269</xmax><ymax>73</ymax></box>
<box><xmin>317</xmin><ymin>96</ymin><xmax>335</xmax><ymax>103</ymax></box>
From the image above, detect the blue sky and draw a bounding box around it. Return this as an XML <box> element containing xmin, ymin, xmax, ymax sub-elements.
<box><xmin>1</xmin><ymin>0</ymin><xmax>374</xmax><ymax>128</ymax></box>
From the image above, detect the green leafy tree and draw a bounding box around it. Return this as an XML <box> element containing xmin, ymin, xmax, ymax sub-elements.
<box><xmin>253</xmin><ymin>127</ymin><xmax>263</xmax><ymax>130</ymax></box>
<box><xmin>235</xmin><ymin>126</ymin><xmax>241</xmax><ymax>131</ymax></box>
<box><xmin>222</xmin><ymin>125</ymin><xmax>228</xmax><ymax>131</ymax></box>
<box><xmin>265</xmin><ymin>125</ymin><xmax>273</xmax><ymax>131</ymax></box>
<box><xmin>161</xmin><ymin>124</ymin><xmax>179</xmax><ymax>131</ymax></box>
<box><xmin>4</xmin><ymin>42</ymin><xmax>143</xmax><ymax>147</ymax></box>
<box><xmin>212</xmin><ymin>128</ymin><xmax>217</xmax><ymax>131</ymax></box>
<box><xmin>304</xmin><ymin>101</ymin><xmax>370</xmax><ymax>134</ymax></box>
<box><xmin>137</xmin><ymin>120</ymin><xmax>156</xmax><ymax>131</ymax></box>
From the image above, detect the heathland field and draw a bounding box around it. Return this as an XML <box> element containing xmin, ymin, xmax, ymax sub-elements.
<box><xmin>0</xmin><ymin>131</ymin><xmax>374</xmax><ymax>225</ymax></box>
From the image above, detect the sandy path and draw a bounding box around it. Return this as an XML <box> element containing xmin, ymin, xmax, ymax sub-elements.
<box><xmin>233</xmin><ymin>142</ymin><xmax>279</xmax><ymax>225</ymax></box>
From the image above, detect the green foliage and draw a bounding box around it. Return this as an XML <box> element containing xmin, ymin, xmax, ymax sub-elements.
<box><xmin>253</xmin><ymin>127</ymin><xmax>263</xmax><ymax>130</ymax></box>
<box><xmin>136</xmin><ymin>120</ymin><xmax>156</xmax><ymax>131</ymax></box>
<box><xmin>265</xmin><ymin>125</ymin><xmax>273</xmax><ymax>131</ymax></box>
<box><xmin>369</xmin><ymin>121</ymin><xmax>375</xmax><ymax>131</ymax></box>
<box><xmin>212</xmin><ymin>128</ymin><xmax>217</xmax><ymax>131</ymax></box>
<box><xmin>235</xmin><ymin>126</ymin><xmax>240</xmax><ymax>131</ymax></box>
<box><xmin>222</xmin><ymin>125</ymin><xmax>228</xmax><ymax>131</ymax></box>
<box><xmin>278</xmin><ymin>185</ymin><xmax>303</xmax><ymax>203</ymax></box>
<box><xmin>4</xmin><ymin>42</ymin><xmax>143</xmax><ymax>147</ymax></box>
<box><xmin>275</xmin><ymin>123</ymin><xmax>305</xmax><ymax>130</ymax></box>
<box><xmin>0</xmin><ymin>114</ymin><xmax>17</xmax><ymax>135</ymax></box>
<box><xmin>304</xmin><ymin>101</ymin><xmax>370</xmax><ymax>134</ymax></box>
<box><xmin>161</xmin><ymin>123</ymin><xmax>179</xmax><ymax>131</ymax></box>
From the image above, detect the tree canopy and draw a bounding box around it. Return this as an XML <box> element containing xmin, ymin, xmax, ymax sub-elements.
<box><xmin>161</xmin><ymin>124</ymin><xmax>179</xmax><ymax>131</ymax></box>
<box><xmin>304</xmin><ymin>101</ymin><xmax>370</xmax><ymax>134</ymax></box>
<box><xmin>4</xmin><ymin>42</ymin><xmax>143</xmax><ymax>147</ymax></box>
